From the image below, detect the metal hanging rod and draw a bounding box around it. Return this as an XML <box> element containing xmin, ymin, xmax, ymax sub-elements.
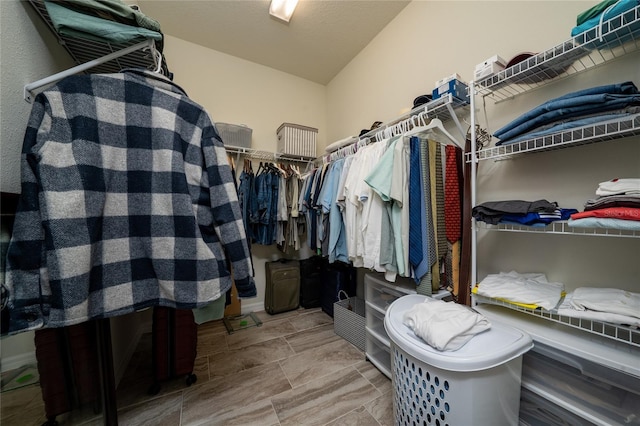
<box><xmin>24</xmin><ymin>39</ymin><xmax>156</xmax><ymax>102</ymax></box>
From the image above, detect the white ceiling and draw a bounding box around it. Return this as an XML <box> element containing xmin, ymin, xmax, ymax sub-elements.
<box><xmin>134</xmin><ymin>0</ymin><xmax>411</xmax><ymax>85</ymax></box>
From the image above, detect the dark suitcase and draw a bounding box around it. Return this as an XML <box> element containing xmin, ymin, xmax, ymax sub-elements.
<box><xmin>321</xmin><ymin>261</ymin><xmax>357</xmax><ymax>317</ymax></box>
<box><xmin>265</xmin><ymin>259</ymin><xmax>300</xmax><ymax>314</ymax></box>
<box><xmin>299</xmin><ymin>256</ymin><xmax>324</xmax><ymax>308</ymax></box>
<box><xmin>35</xmin><ymin>322</ymin><xmax>102</xmax><ymax>426</ymax></box>
<box><xmin>148</xmin><ymin>306</ymin><xmax>198</xmax><ymax>395</ymax></box>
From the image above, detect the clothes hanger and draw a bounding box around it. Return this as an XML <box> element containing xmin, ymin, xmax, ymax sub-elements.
<box><xmin>153</xmin><ymin>49</ymin><xmax>163</xmax><ymax>74</ymax></box>
<box><xmin>404</xmin><ymin>113</ymin><xmax>462</xmax><ymax>148</ymax></box>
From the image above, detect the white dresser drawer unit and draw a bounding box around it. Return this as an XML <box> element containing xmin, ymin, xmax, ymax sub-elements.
<box><xmin>521</xmin><ymin>343</ymin><xmax>640</xmax><ymax>426</ymax></box>
<box><xmin>365</xmin><ymin>302</ymin><xmax>388</xmax><ymax>340</ymax></box>
<box><xmin>364</xmin><ymin>273</ymin><xmax>416</xmax><ymax>313</ymax></box>
<box><xmin>364</xmin><ymin>273</ymin><xmax>417</xmax><ymax>378</ymax></box>
<box><xmin>365</xmin><ymin>330</ymin><xmax>392</xmax><ymax>379</ymax></box>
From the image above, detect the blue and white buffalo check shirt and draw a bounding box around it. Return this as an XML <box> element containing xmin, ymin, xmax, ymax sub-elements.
<box><xmin>5</xmin><ymin>69</ymin><xmax>256</xmax><ymax>334</ymax></box>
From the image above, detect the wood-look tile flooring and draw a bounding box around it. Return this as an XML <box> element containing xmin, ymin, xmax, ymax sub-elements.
<box><xmin>1</xmin><ymin>307</ymin><xmax>393</xmax><ymax>425</ymax></box>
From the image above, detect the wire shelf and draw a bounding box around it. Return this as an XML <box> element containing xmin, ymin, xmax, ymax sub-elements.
<box><xmin>28</xmin><ymin>0</ymin><xmax>161</xmax><ymax>75</ymax></box>
<box><xmin>358</xmin><ymin>93</ymin><xmax>469</xmax><ymax>140</ymax></box>
<box><xmin>466</xmin><ymin>113</ymin><xmax>640</xmax><ymax>162</ymax></box>
<box><xmin>476</xmin><ymin>5</ymin><xmax>640</xmax><ymax>102</ymax></box>
<box><xmin>474</xmin><ymin>295</ymin><xmax>640</xmax><ymax>347</ymax></box>
<box><xmin>475</xmin><ymin>220</ymin><xmax>640</xmax><ymax>238</ymax></box>
<box><xmin>225</xmin><ymin>146</ymin><xmax>314</xmax><ymax>163</ymax></box>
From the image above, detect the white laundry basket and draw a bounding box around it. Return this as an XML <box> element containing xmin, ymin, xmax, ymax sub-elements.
<box><xmin>384</xmin><ymin>295</ymin><xmax>532</xmax><ymax>426</ymax></box>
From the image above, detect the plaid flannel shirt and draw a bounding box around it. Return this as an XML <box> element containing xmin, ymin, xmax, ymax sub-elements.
<box><xmin>4</xmin><ymin>69</ymin><xmax>256</xmax><ymax>334</ymax></box>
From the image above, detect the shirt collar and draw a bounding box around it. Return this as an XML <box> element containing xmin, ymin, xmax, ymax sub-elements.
<box><xmin>121</xmin><ymin>68</ymin><xmax>188</xmax><ymax>97</ymax></box>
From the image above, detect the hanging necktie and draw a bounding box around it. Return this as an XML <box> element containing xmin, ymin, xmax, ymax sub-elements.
<box><xmin>458</xmin><ymin>137</ymin><xmax>473</xmax><ymax>306</ymax></box>
<box><xmin>445</xmin><ymin>145</ymin><xmax>461</xmax><ymax>243</ymax></box>
<box><xmin>445</xmin><ymin>145</ymin><xmax>462</xmax><ymax>296</ymax></box>
<box><xmin>416</xmin><ymin>139</ymin><xmax>436</xmax><ymax>296</ymax></box>
<box><xmin>432</xmin><ymin>141</ymin><xmax>446</xmax><ymax>291</ymax></box>
<box><xmin>408</xmin><ymin>137</ymin><xmax>424</xmax><ymax>271</ymax></box>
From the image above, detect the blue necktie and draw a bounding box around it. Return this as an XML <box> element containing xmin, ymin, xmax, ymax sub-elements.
<box><xmin>408</xmin><ymin>137</ymin><xmax>424</xmax><ymax>271</ymax></box>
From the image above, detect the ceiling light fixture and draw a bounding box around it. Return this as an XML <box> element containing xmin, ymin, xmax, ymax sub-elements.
<box><xmin>269</xmin><ymin>0</ymin><xmax>299</xmax><ymax>23</ymax></box>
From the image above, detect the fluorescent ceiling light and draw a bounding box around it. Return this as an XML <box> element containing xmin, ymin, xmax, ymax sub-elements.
<box><xmin>269</xmin><ymin>0</ymin><xmax>299</xmax><ymax>23</ymax></box>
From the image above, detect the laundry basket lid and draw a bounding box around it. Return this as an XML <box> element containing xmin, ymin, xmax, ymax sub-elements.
<box><xmin>384</xmin><ymin>294</ymin><xmax>532</xmax><ymax>372</ymax></box>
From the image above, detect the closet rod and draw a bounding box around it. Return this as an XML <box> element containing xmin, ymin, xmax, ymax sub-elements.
<box><xmin>323</xmin><ymin>109</ymin><xmax>463</xmax><ymax>164</ymax></box>
<box><xmin>225</xmin><ymin>146</ymin><xmax>314</xmax><ymax>164</ymax></box>
<box><xmin>359</xmin><ymin>94</ymin><xmax>466</xmax><ymax>142</ymax></box>
<box><xmin>320</xmin><ymin>93</ymin><xmax>467</xmax><ymax>164</ymax></box>
<box><xmin>24</xmin><ymin>39</ymin><xmax>155</xmax><ymax>103</ymax></box>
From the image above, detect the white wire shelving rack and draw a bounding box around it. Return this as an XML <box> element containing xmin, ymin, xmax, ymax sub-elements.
<box><xmin>25</xmin><ymin>0</ymin><xmax>163</xmax><ymax>101</ymax></box>
<box><xmin>225</xmin><ymin>145</ymin><xmax>315</xmax><ymax>164</ymax></box>
<box><xmin>467</xmin><ymin>113</ymin><xmax>640</xmax><ymax>162</ymax></box>
<box><xmin>475</xmin><ymin>221</ymin><xmax>640</xmax><ymax>238</ymax></box>
<box><xmin>469</xmin><ymin>5</ymin><xmax>640</xmax><ymax>358</ymax></box>
<box><xmin>358</xmin><ymin>93</ymin><xmax>469</xmax><ymax>141</ymax></box>
<box><xmin>475</xmin><ymin>5</ymin><xmax>640</xmax><ymax>102</ymax></box>
<box><xmin>473</xmin><ymin>295</ymin><xmax>640</xmax><ymax>348</ymax></box>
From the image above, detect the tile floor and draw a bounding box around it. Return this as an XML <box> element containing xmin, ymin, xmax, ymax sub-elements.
<box><xmin>1</xmin><ymin>307</ymin><xmax>393</xmax><ymax>425</ymax></box>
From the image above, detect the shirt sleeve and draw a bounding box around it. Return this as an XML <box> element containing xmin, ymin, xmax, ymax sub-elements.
<box><xmin>5</xmin><ymin>95</ymin><xmax>51</xmax><ymax>334</ymax></box>
<box><xmin>200</xmin><ymin>115</ymin><xmax>256</xmax><ymax>298</ymax></box>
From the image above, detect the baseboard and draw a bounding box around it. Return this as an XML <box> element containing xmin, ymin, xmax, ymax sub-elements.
<box><xmin>241</xmin><ymin>301</ymin><xmax>264</xmax><ymax>315</ymax></box>
<box><xmin>0</xmin><ymin>352</ymin><xmax>37</xmax><ymax>374</ymax></box>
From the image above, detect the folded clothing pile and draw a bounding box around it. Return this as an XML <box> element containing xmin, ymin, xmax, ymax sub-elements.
<box><xmin>474</xmin><ymin>271</ymin><xmax>565</xmax><ymax>310</ymax></box>
<box><xmin>493</xmin><ymin>81</ymin><xmax>640</xmax><ymax>146</ymax></box>
<box><xmin>402</xmin><ymin>298</ymin><xmax>491</xmax><ymax>351</ymax></box>
<box><xmin>44</xmin><ymin>0</ymin><xmax>164</xmax><ymax>47</ymax></box>
<box><xmin>472</xmin><ymin>199</ymin><xmax>577</xmax><ymax>226</ymax></box>
<box><xmin>569</xmin><ymin>178</ymin><xmax>640</xmax><ymax>231</ymax></box>
<box><xmin>557</xmin><ymin>288</ymin><xmax>640</xmax><ymax>327</ymax></box>
<box><xmin>571</xmin><ymin>0</ymin><xmax>640</xmax><ymax>41</ymax></box>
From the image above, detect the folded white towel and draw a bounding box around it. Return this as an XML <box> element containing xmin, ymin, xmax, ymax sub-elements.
<box><xmin>476</xmin><ymin>271</ymin><xmax>564</xmax><ymax>310</ymax></box>
<box><xmin>557</xmin><ymin>292</ymin><xmax>640</xmax><ymax>327</ymax></box>
<box><xmin>570</xmin><ymin>287</ymin><xmax>640</xmax><ymax>320</ymax></box>
<box><xmin>402</xmin><ymin>299</ymin><xmax>491</xmax><ymax>351</ymax></box>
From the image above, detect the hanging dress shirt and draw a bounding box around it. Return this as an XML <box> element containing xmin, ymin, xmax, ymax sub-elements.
<box><xmin>5</xmin><ymin>69</ymin><xmax>256</xmax><ymax>334</ymax></box>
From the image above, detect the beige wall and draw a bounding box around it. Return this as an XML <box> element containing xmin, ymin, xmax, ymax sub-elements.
<box><xmin>326</xmin><ymin>1</ymin><xmax>595</xmax><ymax>143</ymax></box>
<box><xmin>163</xmin><ymin>34</ymin><xmax>327</xmax><ymax>154</ymax></box>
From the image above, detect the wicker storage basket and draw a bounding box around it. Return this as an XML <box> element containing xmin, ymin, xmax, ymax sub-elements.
<box><xmin>333</xmin><ymin>290</ymin><xmax>366</xmax><ymax>351</ymax></box>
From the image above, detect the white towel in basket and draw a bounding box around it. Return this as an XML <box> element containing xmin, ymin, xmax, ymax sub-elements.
<box><xmin>403</xmin><ymin>299</ymin><xmax>491</xmax><ymax>351</ymax></box>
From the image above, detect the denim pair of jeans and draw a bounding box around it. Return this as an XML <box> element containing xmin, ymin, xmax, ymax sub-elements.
<box><xmin>238</xmin><ymin>171</ymin><xmax>254</xmax><ymax>241</ymax></box>
<box><xmin>497</xmin><ymin>110</ymin><xmax>638</xmax><ymax>145</ymax></box>
<box><xmin>494</xmin><ymin>82</ymin><xmax>640</xmax><ymax>142</ymax></box>
<box><xmin>253</xmin><ymin>171</ymin><xmax>279</xmax><ymax>245</ymax></box>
